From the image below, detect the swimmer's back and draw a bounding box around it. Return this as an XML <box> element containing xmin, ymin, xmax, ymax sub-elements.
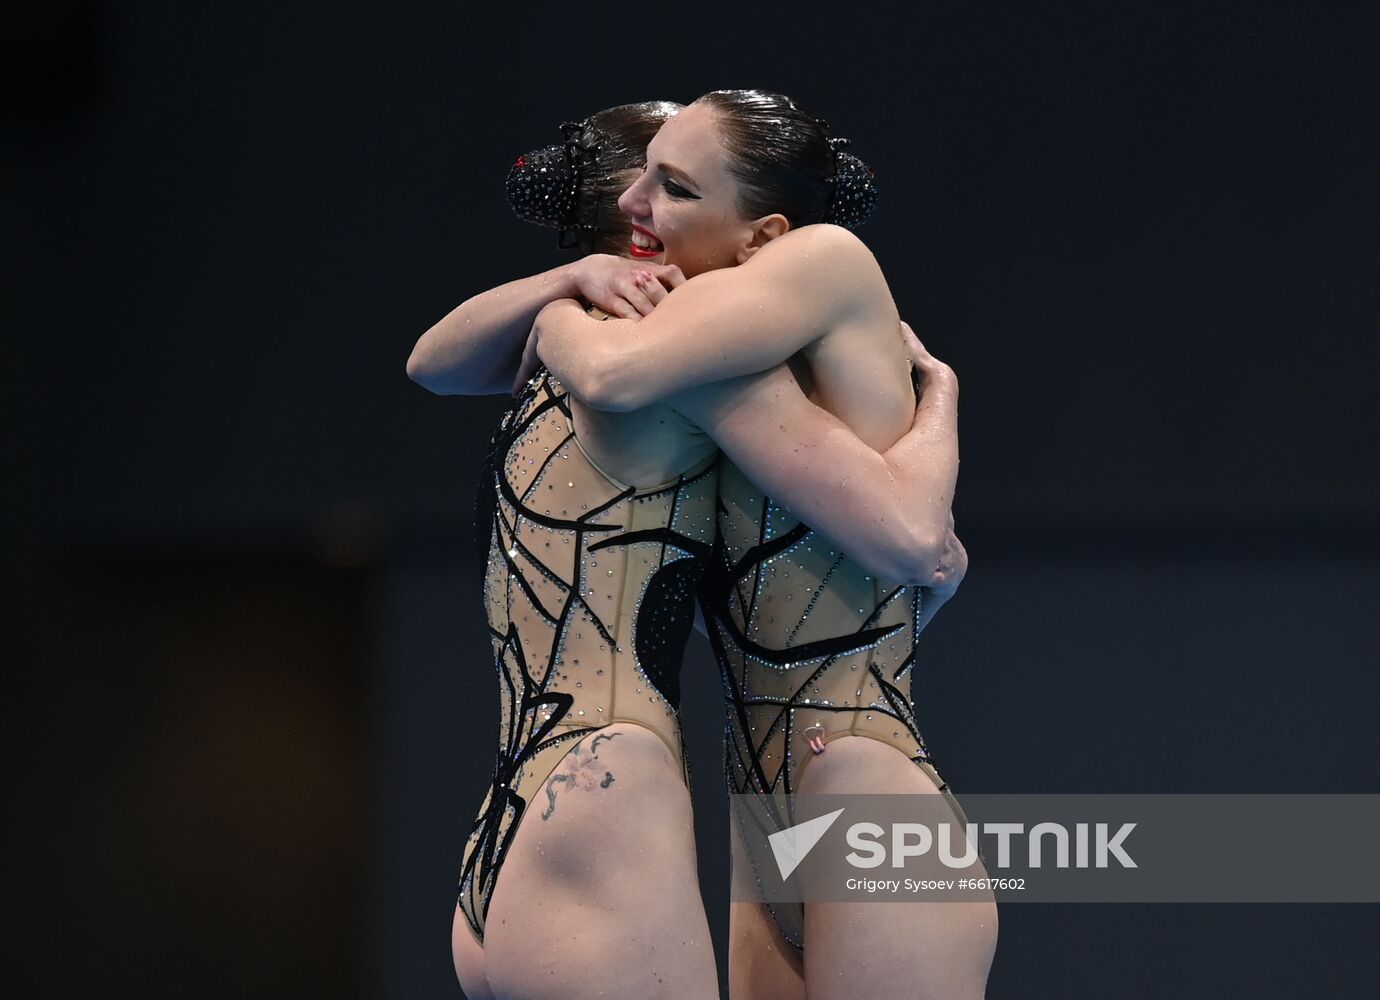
<box><xmin>567</xmin><ymin>306</ymin><xmax>719</xmax><ymax>489</ymax></box>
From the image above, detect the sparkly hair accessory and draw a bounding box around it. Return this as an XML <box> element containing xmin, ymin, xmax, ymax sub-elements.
<box><xmin>504</xmin><ymin>143</ymin><xmax>576</xmax><ymax>228</ymax></box>
<box><xmin>822</xmin><ymin>134</ymin><xmax>878</xmax><ymax>230</ymax></box>
<box><xmin>504</xmin><ymin>118</ymin><xmax>607</xmax><ymax>246</ymax></box>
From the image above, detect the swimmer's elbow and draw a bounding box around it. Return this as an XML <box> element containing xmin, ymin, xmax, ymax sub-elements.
<box><xmin>405</xmin><ymin>346</ymin><xmax>436</xmax><ymax>389</ymax></box>
<box><xmin>406</xmin><ymin>347</ymin><xmax>458</xmax><ymax>395</ymax></box>
<box><xmin>890</xmin><ymin>528</ymin><xmax>946</xmax><ymax>587</ymax></box>
<box><xmin>567</xmin><ymin>362</ymin><xmax>648</xmax><ymax>413</ymax></box>
<box><xmin>407</xmin><ymin>338</ymin><xmax>497</xmax><ymax>396</ymax></box>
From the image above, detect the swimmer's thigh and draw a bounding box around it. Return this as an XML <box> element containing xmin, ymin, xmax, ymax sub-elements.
<box><xmin>484</xmin><ymin>723</ymin><xmax>719</xmax><ymax>1000</ymax></box>
<box><xmin>726</xmin><ymin>814</ymin><xmax>804</xmax><ymax>1000</ymax></box>
<box><xmin>452</xmin><ymin>902</ymin><xmax>496</xmax><ymax>1000</ymax></box>
<box><xmin>798</xmin><ymin>736</ymin><xmax>997</xmax><ymax>1000</ymax></box>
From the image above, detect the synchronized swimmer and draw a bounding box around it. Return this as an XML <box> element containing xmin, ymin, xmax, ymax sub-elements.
<box><xmin>408</xmin><ymin>89</ymin><xmax>993</xmax><ymax>1000</ymax></box>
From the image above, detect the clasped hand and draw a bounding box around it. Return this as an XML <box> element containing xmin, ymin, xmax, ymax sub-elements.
<box><xmin>512</xmin><ymin>255</ymin><xmax>684</xmax><ymax>392</ymax></box>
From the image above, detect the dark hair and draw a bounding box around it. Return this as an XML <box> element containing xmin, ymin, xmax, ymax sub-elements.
<box><xmin>692</xmin><ymin>89</ymin><xmax>877</xmax><ymax>230</ymax></box>
<box><xmin>505</xmin><ymin>100</ymin><xmax>682</xmax><ymax>255</ymax></box>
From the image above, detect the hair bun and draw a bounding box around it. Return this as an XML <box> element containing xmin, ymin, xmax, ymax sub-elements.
<box><xmin>505</xmin><ymin>143</ymin><xmax>577</xmax><ymax>229</ymax></box>
<box><xmin>826</xmin><ymin>149</ymin><xmax>878</xmax><ymax>230</ymax></box>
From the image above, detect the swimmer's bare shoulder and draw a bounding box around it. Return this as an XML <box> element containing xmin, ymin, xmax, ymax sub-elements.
<box><xmin>747</xmin><ymin>223</ymin><xmax>896</xmax><ymax>332</ymax></box>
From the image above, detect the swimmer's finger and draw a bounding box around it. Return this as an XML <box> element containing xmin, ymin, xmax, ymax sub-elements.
<box><xmin>618</xmin><ymin>281</ymin><xmax>657</xmax><ymax>318</ymax></box>
<box><xmin>602</xmin><ymin>295</ymin><xmax>641</xmax><ymax>321</ymax></box>
<box><xmin>641</xmin><ymin>276</ymin><xmax>670</xmax><ymax>307</ymax></box>
<box><xmin>653</xmin><ymin>264</ymin><xmax>686</xmax><ymax>289</ymax></box>
<box><xmin>946</xmin><ymin>534</ymin><xmax>968</xmax><ymax>588</ymax></box>
<box><xmin>512</xmin><ymin>331</ymin><xmax>542</xmax><ymax>394</ymax></box>
<box><xmin>900</xmin><ymin>321</ymin><xmax>934</xmax><ymax>364</ymax></box>
<box><xmin>902</xmin><ymin>321</ymin><xmax>957</xmax><ymax>395</ymax></box>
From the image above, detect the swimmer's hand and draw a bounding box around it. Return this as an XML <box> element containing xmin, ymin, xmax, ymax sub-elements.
<box><xmin>568</xmin><ymin>254</ymin><xmax>685</xmax><ymax>320</ymax></box>
<box><xmin>900</xmin><ymin>321</ymin><xmax>957</xmax><ymax>395</ymax></box>
<box><xmin>512</xmin><ymin>324</ymin><xmax>544</xmax><ymax>394</ymax></box>
<box><xmin>901</xmin><ymin>323</ymin><xmax>964</xmax><ymax>625</ymax></box>
<box><xmin>514</xmin><ymin>297</ymin><xmax>610</xmax><ymax>393</ymax></box>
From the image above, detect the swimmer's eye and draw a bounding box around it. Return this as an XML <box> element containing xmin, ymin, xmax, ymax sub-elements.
<box><xmin>663</xmin><ymin>178</ymin><xmax>699</xmax><ymax>200</ymax></box>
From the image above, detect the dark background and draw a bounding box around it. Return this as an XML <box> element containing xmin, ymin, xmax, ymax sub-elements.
<box><xmin>6</xmin><ymin>2</ymin><xmax>1377</xmax><ymax>997</ymax></box>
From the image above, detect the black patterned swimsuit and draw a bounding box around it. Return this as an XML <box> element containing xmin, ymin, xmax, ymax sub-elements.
<box><xmin>457</xmin><ymin>368</ymin><xmax>717</xmax><ymax>941</ymax></box>
<box><xmin>702</xmin><ymin>456</ymin><xmax>965</xmax><ymax>950</ymax></box>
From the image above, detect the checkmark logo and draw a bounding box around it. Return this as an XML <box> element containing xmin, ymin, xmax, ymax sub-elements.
<box><xmin>767</xmin><ymin>807</ymin><xmax>846</xmax><ymax>880</ymax></box>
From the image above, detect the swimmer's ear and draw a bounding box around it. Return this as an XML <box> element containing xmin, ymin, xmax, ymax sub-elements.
<box><xmin>736</xmin><ymin>213</ymin><xmax>790</xmax><ymax>264</ymax></box>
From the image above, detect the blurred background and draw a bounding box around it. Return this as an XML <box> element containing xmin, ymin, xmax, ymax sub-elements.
<box><xmin>5</xmin><ymin>2</ymin><xmax>1377</xmax><ymax>997</ymax></box>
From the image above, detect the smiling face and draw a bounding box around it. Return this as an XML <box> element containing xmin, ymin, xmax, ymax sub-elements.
<box><xmin>596</xmin><ymin>167</ymin><xmax>647</xmax><ymax>259</ymax></box>
<box><xmin>616</xmin><ymin>103</ymin><xmax>764</xmax><ymax>279</ymax></box>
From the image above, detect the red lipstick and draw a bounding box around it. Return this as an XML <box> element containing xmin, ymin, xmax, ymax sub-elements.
<box><xmin>628</xmin><ymin>223</ymin><xmax>664</xmax><ymax>259</ymax></box>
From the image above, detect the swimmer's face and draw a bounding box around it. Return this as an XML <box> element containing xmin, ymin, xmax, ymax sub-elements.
<box><xmin>616</xmin><ymin>103</ymin><xmax>759</xmax><ymax>279</ymax></box>
<box><xmin>598</xmin><ymin>168</ymin><xmax>656</xmax><ymax>261</ymax></box>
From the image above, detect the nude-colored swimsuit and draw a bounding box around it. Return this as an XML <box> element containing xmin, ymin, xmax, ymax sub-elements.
<box><xmin>703</xmin><ymin>457</ymin><xmax>966</xmax><ymax>950</ymax></box>
<box><xmin>457</xmin><ymin>368</ymin><xmax>717</xmax><ymax>941</ymax></box>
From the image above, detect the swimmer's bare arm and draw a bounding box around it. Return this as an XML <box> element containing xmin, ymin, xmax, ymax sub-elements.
<box><xmin>533</xmin><ymin>225</ymin><xmax>881</xmax><ymax>411</ymax></box>
<box><xmin>405</xmin><ymin>256</ymin><xmax>684</xmax><ymax>395</ymax></box>
<box><xmin>673</xmin><ymin>331</ymin><xmax>961</xmax><ymax>585</ymax></box>
<box><xmin>904</xmin><ymin>325</ymin><xmax>968</xmax><ymax>611</ymax></box>
<box><xmin>916</xmin><ymin>515</ymin><xmax>968</xmax><ymax>633</ymax></box>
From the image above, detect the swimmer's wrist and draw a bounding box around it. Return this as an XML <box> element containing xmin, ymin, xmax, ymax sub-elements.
<box><xmin>916</xmin><ymin>364</ymin><xmax>958</xmax><ymax>413</ymax></box>
<box><xmin>551</xmin><ymin>261</ymin><xmax>584</xmax><ymax>301</ymax></box>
